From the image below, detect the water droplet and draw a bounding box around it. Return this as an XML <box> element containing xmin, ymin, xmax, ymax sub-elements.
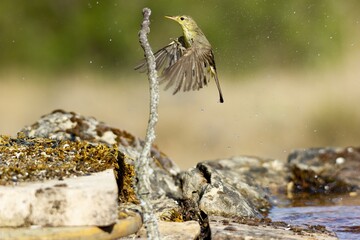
<box><xmin>336</xmin><ymin>157</ymin><xmax>345</xmax><ymax>165</ymax></box>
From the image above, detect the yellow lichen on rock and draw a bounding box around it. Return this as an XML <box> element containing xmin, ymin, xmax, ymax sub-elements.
<box><xmin>0</xmin><ymin>135</ymin><xmax>138</xmax><ymax>203</ymax></box>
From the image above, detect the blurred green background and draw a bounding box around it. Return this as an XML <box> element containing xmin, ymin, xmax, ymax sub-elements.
<box><xmin>0</xmin><ymin>1</ymin><xmax>360</xmax><ymax>169</ymax></box>
<box><xmin>0</xmin><ymin>0</ymin><xmax>358</xmax><ymax>73</ymax></box>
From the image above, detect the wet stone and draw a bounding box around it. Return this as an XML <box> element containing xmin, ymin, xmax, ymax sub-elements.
<box><xmin>180</xmin><ymin>162</ymin><xmax>265</xmax><ymax>218</ymax></box>
<box><xmin>287</xmin><ymin>147</ymin><xmax>360</xmax><ymax>194</ymax></box>
<box><xmin>210</xmin><ymin>216</ymin><xmax>337</xmax><ymax>240</ymax></box>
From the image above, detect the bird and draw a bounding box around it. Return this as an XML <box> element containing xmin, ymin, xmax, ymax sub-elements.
<box><xmin>135</xmin><ymin>15</ymin><xmax>224</xmax><ymax>103</ymax></box>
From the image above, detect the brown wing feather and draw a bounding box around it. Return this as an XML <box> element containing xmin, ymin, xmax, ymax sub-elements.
<box><xmin>134</xmin><ymin>36</ymin><xmax>186</xmax><ymax>74</ymax></box>
<box><xmin>135</xmin><ymin>36</ymin><xmax>224</xmax><ymax>102</ymax></box>
<box><xmin>161</xmin><ymin>46</ymin><xmax>214</xmax><ymax>95</ymax></box>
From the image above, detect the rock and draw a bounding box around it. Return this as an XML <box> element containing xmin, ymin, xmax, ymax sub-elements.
<box><xmin>203</xmin><ymin>156</ymin><xmax>287</xmax><ymax>209</ymax></box>
<box><xmin>287</xmin><ymin>147</ymin><xmax>360</xmax><ymax>193</ymax></box>
<box><xmin>3</xmin><ymin>110</ymin><xmax>343</xmax><ymax>239</ymax></box>
<box><xmin>209</xmin><ymin>216</ymin><xmax>337</xmax><ymax>240</ymax></box>
<box><xmin>180</xmin><ymin>163</ymin><xmax>262</xmax><ymax>218</ymax></box>
<box><xmin>180</xmin><ymin>156</ymin><xmax>284</xmax><ymax>219</ymax></box>
<box><xmin>20</xmin><ymin>109</ymin><xmax>180</xmax><ymax>176</ymax></box>
<box><xmin>0</xmin><ymin>210</ymin><xmax>142</xmax><ymax>240</ymax></box>
<box><xmin>135</xmin><ymin>220</ymin><xmax>200</xmax><ymax>239</ymax></box>
<box><xmin>0</xmin><ymin>169</ymin><xmax>118</xmax><ymax>227</ymax></box>
<box><xmin>0</xmin><ymin>135</ymin><xmax>120</xmax><ymax>185</ymax></box>
<box><xmin>20</xmin><ymin>110</ymin><xmax>182</xmax><ymax>201</ymax></box>
<box><xmin>19</xmin><ymin>110</ymin><xmax>183</xmax><ymax>221</ymax></box>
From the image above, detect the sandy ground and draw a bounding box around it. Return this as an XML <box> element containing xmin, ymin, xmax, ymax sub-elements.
<box><xmin>1</xmin><ymin>53</ymin><xmax>360</xmax><ymax>170</ymax></box>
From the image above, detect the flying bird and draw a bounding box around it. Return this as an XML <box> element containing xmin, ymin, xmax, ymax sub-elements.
<box><xmin>135</xmin><ymin>15</ymin><xmax>224</xmax><ymax>103</ymax></box>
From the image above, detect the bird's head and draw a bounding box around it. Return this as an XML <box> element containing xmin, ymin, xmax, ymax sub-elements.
<box><xmin>165</xmin><ymin>15</ymin><xmax>199</xmax><ymax>32</ymax></box>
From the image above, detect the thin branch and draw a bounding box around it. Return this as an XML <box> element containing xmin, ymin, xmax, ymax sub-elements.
<box><xmin>135</xmin><ymin>7</ymin><xmax>160</xmax><ymax>239</ymax></box>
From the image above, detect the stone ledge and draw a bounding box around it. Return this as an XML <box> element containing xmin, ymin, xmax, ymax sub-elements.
<box><xmin>0</xmin><ymin>211</ymin><xmax>142</xmax><ymax>240</ymax></box>
<box><xmin>136</xmin><ymin>220</ymin><xmax>200</xmax><ymax>239</ymax></box>
<box><xmin>0</xmin><ymin>169</ymin><xmax>118</xmax><ymax>227</ymax></box>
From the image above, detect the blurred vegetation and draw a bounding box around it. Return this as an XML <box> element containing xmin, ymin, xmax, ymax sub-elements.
<box><xmin>310</xmin><ymin>101</ymin><xmax>360</xmax><ymax>146</ymax></box>
<box><xmin>0</xmin><ymin>1</ymin><xmax>359</xmax><ymax>76</ymax></box>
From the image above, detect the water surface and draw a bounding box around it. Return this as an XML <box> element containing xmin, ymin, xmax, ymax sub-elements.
<box><xmin>270</xmin><ymin>194</ymin><xmax>360</xmax><ymax>240</ymax></box>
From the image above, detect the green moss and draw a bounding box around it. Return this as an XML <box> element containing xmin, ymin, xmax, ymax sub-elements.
<box><xmin>160</xmin><ymin>208</ymin><xmax>184</xmax><ymax>222</ymax></box>
<box><xmin>0</xmin><ymin>135</ymin><xmax>138</xmax><ymax>203</ymax></box>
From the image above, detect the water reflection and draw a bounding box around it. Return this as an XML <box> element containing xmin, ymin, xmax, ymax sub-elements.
<box><xmin>270</xmin><ymin>194</ymin><xmax>360</xmax><ymax>240</ymax></box>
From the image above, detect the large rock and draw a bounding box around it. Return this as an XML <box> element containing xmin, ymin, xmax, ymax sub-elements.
<box><xmin>288</xmin><ymin>147</ymin><xmax>360</xmax><ymax>193</ymax></box>
<box><xmin>19</xmin><ymin>110</ymin><xmax>183</xmax><ymax>221</ymax></box>
<box><xmin>20</xmin><ymin>110</ymin><xmax>182</xmax><ymax>201</ymax></box>
<box><xmin>0</xmin><ymin>169</ymin><xmax>118</xmax><ymax>227</ymax></box>
<box><xmin>181</xmin><ymin>163</ymin><xmax>262</xmax><ymax>218</ymax></box>
<box><xmin>180</xmin><ymin>156</ymin><xmax>284</xmax><ymax>219</ymax></box>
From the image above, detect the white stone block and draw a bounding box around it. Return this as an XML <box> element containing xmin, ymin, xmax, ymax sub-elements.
<box><xmin>0</xmin><ymin>169</ymin><xmax>118</xmax><ymax>227</ymax></box>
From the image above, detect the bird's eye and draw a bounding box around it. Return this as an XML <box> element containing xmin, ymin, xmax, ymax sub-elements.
<box><xmin>180</xmin><ymin>17</ymin><xmax>185</xmax><ymax>21</ymax></box>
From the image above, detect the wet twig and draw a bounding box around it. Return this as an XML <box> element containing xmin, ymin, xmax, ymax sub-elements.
<box><xmin>135</xmin><ymin>7</ymin><xmax>160</xmax><ymax>239</ymax></box>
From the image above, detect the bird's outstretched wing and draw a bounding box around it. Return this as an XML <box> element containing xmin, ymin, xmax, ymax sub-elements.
<box><xmin>135</xmin><ymin>36</ymin><xmax>224</xmax><ymax>102</ymax></box>
<box><xmin>160</xmin><ymin>46</ymin><xmax>211</xmax><ymax>93</ymax></box>
<box><xmin>161</xmin><ymin>47</ymin><xmax>224</xmax><ymax>102</ymax></box>
<box><xmin>134</xmin><ymin>36</ymin><xmax>186</xmax><ymax>75</ymax></box>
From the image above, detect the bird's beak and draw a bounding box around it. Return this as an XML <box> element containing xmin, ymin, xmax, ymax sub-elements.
<box><xmin>165</xmin><ymin>16</ymin><xmax>177</xmax><ymax>22</ymax></box>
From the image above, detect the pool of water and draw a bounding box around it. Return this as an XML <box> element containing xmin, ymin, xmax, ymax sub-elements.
<box><xmin>269</xmin><ymin>194</ymin><xmax>360</xmax><ymax>240</ymax></box>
